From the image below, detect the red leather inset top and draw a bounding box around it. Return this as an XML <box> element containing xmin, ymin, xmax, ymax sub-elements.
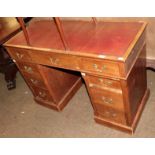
<box><xmin>7</xmin><ymin>20</ymin><xmax>143</xmax><ymax>57</ymax></box>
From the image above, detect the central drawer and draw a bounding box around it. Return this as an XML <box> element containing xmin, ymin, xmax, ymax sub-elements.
<box><xmin>29</xmin><ymin>50</ymin><xmax>81</xmax><ymax>71</ymax></box>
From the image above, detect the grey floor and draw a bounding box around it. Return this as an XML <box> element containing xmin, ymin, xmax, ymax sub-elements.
<box><xmin>0</xmin><ymin>70</ymin><xmax>155</xmax><ymax>137</ymax></box>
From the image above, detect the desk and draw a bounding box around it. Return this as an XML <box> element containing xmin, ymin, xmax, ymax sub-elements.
<box><xmin>4</xmin><ymin>20</ymin><xmax>149</xmax><ymax>133</ymax></box>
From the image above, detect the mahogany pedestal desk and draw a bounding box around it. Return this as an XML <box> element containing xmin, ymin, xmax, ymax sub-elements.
<box><xmin>4</xmin><ymin>20</ymin><xmax>150</xmax><ymax>134</ymax></box>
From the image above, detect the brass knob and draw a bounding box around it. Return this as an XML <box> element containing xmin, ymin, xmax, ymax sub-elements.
<box><xmin>50</xmin><ymin>57</ymin><xmax>59</xmax><ymax>65</ymax></box>
<box><xmin>24</xmin><ymin>66</ymin><xmax>32</xmax><ymax>73</ymax></box>
<box><xmin>102</xmin><ymin>97</ymin><xmax>113</xmax><ymax>104</ymax></box>
<box><xmin>16</xmin><ymin>52</ymin><xmax>23</xmax><ymax>59</ymax></box>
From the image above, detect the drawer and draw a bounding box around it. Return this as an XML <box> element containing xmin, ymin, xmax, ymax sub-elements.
<box><xmin>30</xmin><ymin>50</ymin><xmax>81</xmax><ymax>70</ymax></box>
<box><xmin>90</xmin><ymin>88</ymin><xmax>124</xmax><ymax>111</ymax></box>
<box><xmin>95</xmin><ymin>104</ymin><xmax>127</xmax><ymax>125</ymax></box>
<box><xmin>30</xmin><ymin>86</ymin><xmax>54</xmax><ymax>103</ymax></box>
<box><xmin>23</xmin><ymin>72</ymin><xmax>46</xmax><ymax>89</ymax></box>
<box><xmin>86</xmin><ymin>75</ymin><xmax>121</xmax><ymax>90</ymax></box>
<box><xmin>17</xmin><ymin>62</ymin><xmax>41</xmax><ymax>78</ymax></box>
<box><xmin>81</xmin><ymin>58</ymin><xmax>120</xmax><ymax>76</ymax></box>
<box><xmin>7</xmin><ymin>47</ymin><xmax>32</xmax><ymax>62</ymax></box>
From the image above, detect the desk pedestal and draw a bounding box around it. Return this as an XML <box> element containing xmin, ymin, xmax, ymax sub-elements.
<box><xmin>82</xmin><ymin>45</ymin><xmax>149</xmax><ymax>134</ymax></box>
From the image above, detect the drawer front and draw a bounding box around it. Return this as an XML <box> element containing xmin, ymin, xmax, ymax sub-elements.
<box><xmin>30</xmin><ymin>50</ymin><xmax>120</xmax><ymax>77</ymax></box>
<box><xmin>95</xmin><ymin>104</ymin><xmax>127</xmax><ymax>125</ymax></box>
<box><xmin>86</xmin><ymin>75</ymin><xmax>121</xmax><ymax>90</ymax></box>
<box><xmin>30</xmin><ymin>86</ymin><xmax>54</xmax><ymax>103</ymax></box>
<box><xmin>30</xmin><ymin>50</ymin><xmax>81</xmax><ymax>70</ymax></box>
<box><xmin>90</xmin><ymin>89</ymin><xmax>124</xmax><ymax>111</ymax></box>
<box><xmin>49</xmin><ymin>53</ymin><xmax>81</xmax><ymax>70</ymax></box>
<box><xmin>17</xmin><ymin>62</ymin><xmax>41</xmax><ymax>78</ymax></box>
<box><xmin>7</xmin><ymin>47</ymin><xmax>32</xmax><ymax>62</ymax></box>
<box><xmin>23</xmin><ymin>72</ymin><xmax>46</xmax><ymax>89</ymax></box>
<box><xmin>81</xmin><ymin>58</ymin><xmax>120</xmax><ymax>77</ymax></box>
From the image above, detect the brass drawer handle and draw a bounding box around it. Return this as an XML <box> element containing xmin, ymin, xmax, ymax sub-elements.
<box><xmin>50</xmin><ymin>57</ymin><xmax>59</xmax><ymax>65</ymax></box>
<box><xmin>111</xmin><ymin>112</ymin><xmax>117</xmax><ymax>117</ymax></box>
<box><xmin>102</xmin><ymin>97</ymin><xmax>113</xmax><ymax>104</ymax></box>
<box><xmin>98</xmin><ymin>78</ymin><xmax>103</xmax><ymax>83</ymax></box>
<box><xmin>30</xmin><ymin>78</ymin><xmax>38</xmax><ymax>85</ymax></box>
<box><xmin>105</xmin><ymin>111</ymin><xmax>117</xmax><ymax>117</ymax></box>
<box><xmin>16</xmin><ymin>52</ymin><xmax>24</xmax><ymax>59</ymax></box>
<box><xmin>105</xmin><ymin>111</ymin><xmax>110</xmax><ymax>115</ymax></box>
<box><xmin>38</xmin><ymin>91</ymin><xmax>46</xmax><ymax>98</ymax></box>
<box><xmin>102</xmin><ymin>65</ymin><xmax>107</xmax><ymax>71</ymax></box>
<box><xmin>89</xmin><ymin>83</ymin><xmax>94</xmax><ymax>87</ymax></box>
<box><xmin>98</xmin><ymin>78</ymin><xmax>112</xmax><ymax>86</ymax></box>
<box><xmin>105</xmin><ymin>81</ymin><xmax>112</xmax><ymax>85</ymax></box>
<box><xmin>93</xmin><ymin>64</ymin><xmax>98</xmax><ymax>69</ymax></box>
<box><xmin>24</xmin><ymin>66</ymin><xmax>33</xmax><ymax>73</ymax></box>
<box><xmin>93</xmin><ymin>64</ymin><xmax>102</xmax><ymax>72</ymax></box>
<box><xmin>93</xmin><ymin>64</ymin><xmax>107</xmax><ymax>72</ymax></box>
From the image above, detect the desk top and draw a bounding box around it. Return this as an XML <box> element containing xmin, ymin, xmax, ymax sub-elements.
<box><xmin>0</xmin><ymin>17</ymin><xmax>20</xmax><ymax>44</ymax></box>
<box><xmin>5</xmin><ymin>20</ymin><xmax>146</xmax><ymax>61</ymax></box>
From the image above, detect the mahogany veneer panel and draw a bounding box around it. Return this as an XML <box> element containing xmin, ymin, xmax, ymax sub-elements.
<box><xmin>38</xmin><ymin>65</ymin><xmax>81</xmax><ymax>103</ymax></box>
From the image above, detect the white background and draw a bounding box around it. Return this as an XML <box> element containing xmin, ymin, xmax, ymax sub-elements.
<box><xmin>0</xmin><ymin>0</ymin><xmax>155</xmax><ymax>154</ymax></box>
